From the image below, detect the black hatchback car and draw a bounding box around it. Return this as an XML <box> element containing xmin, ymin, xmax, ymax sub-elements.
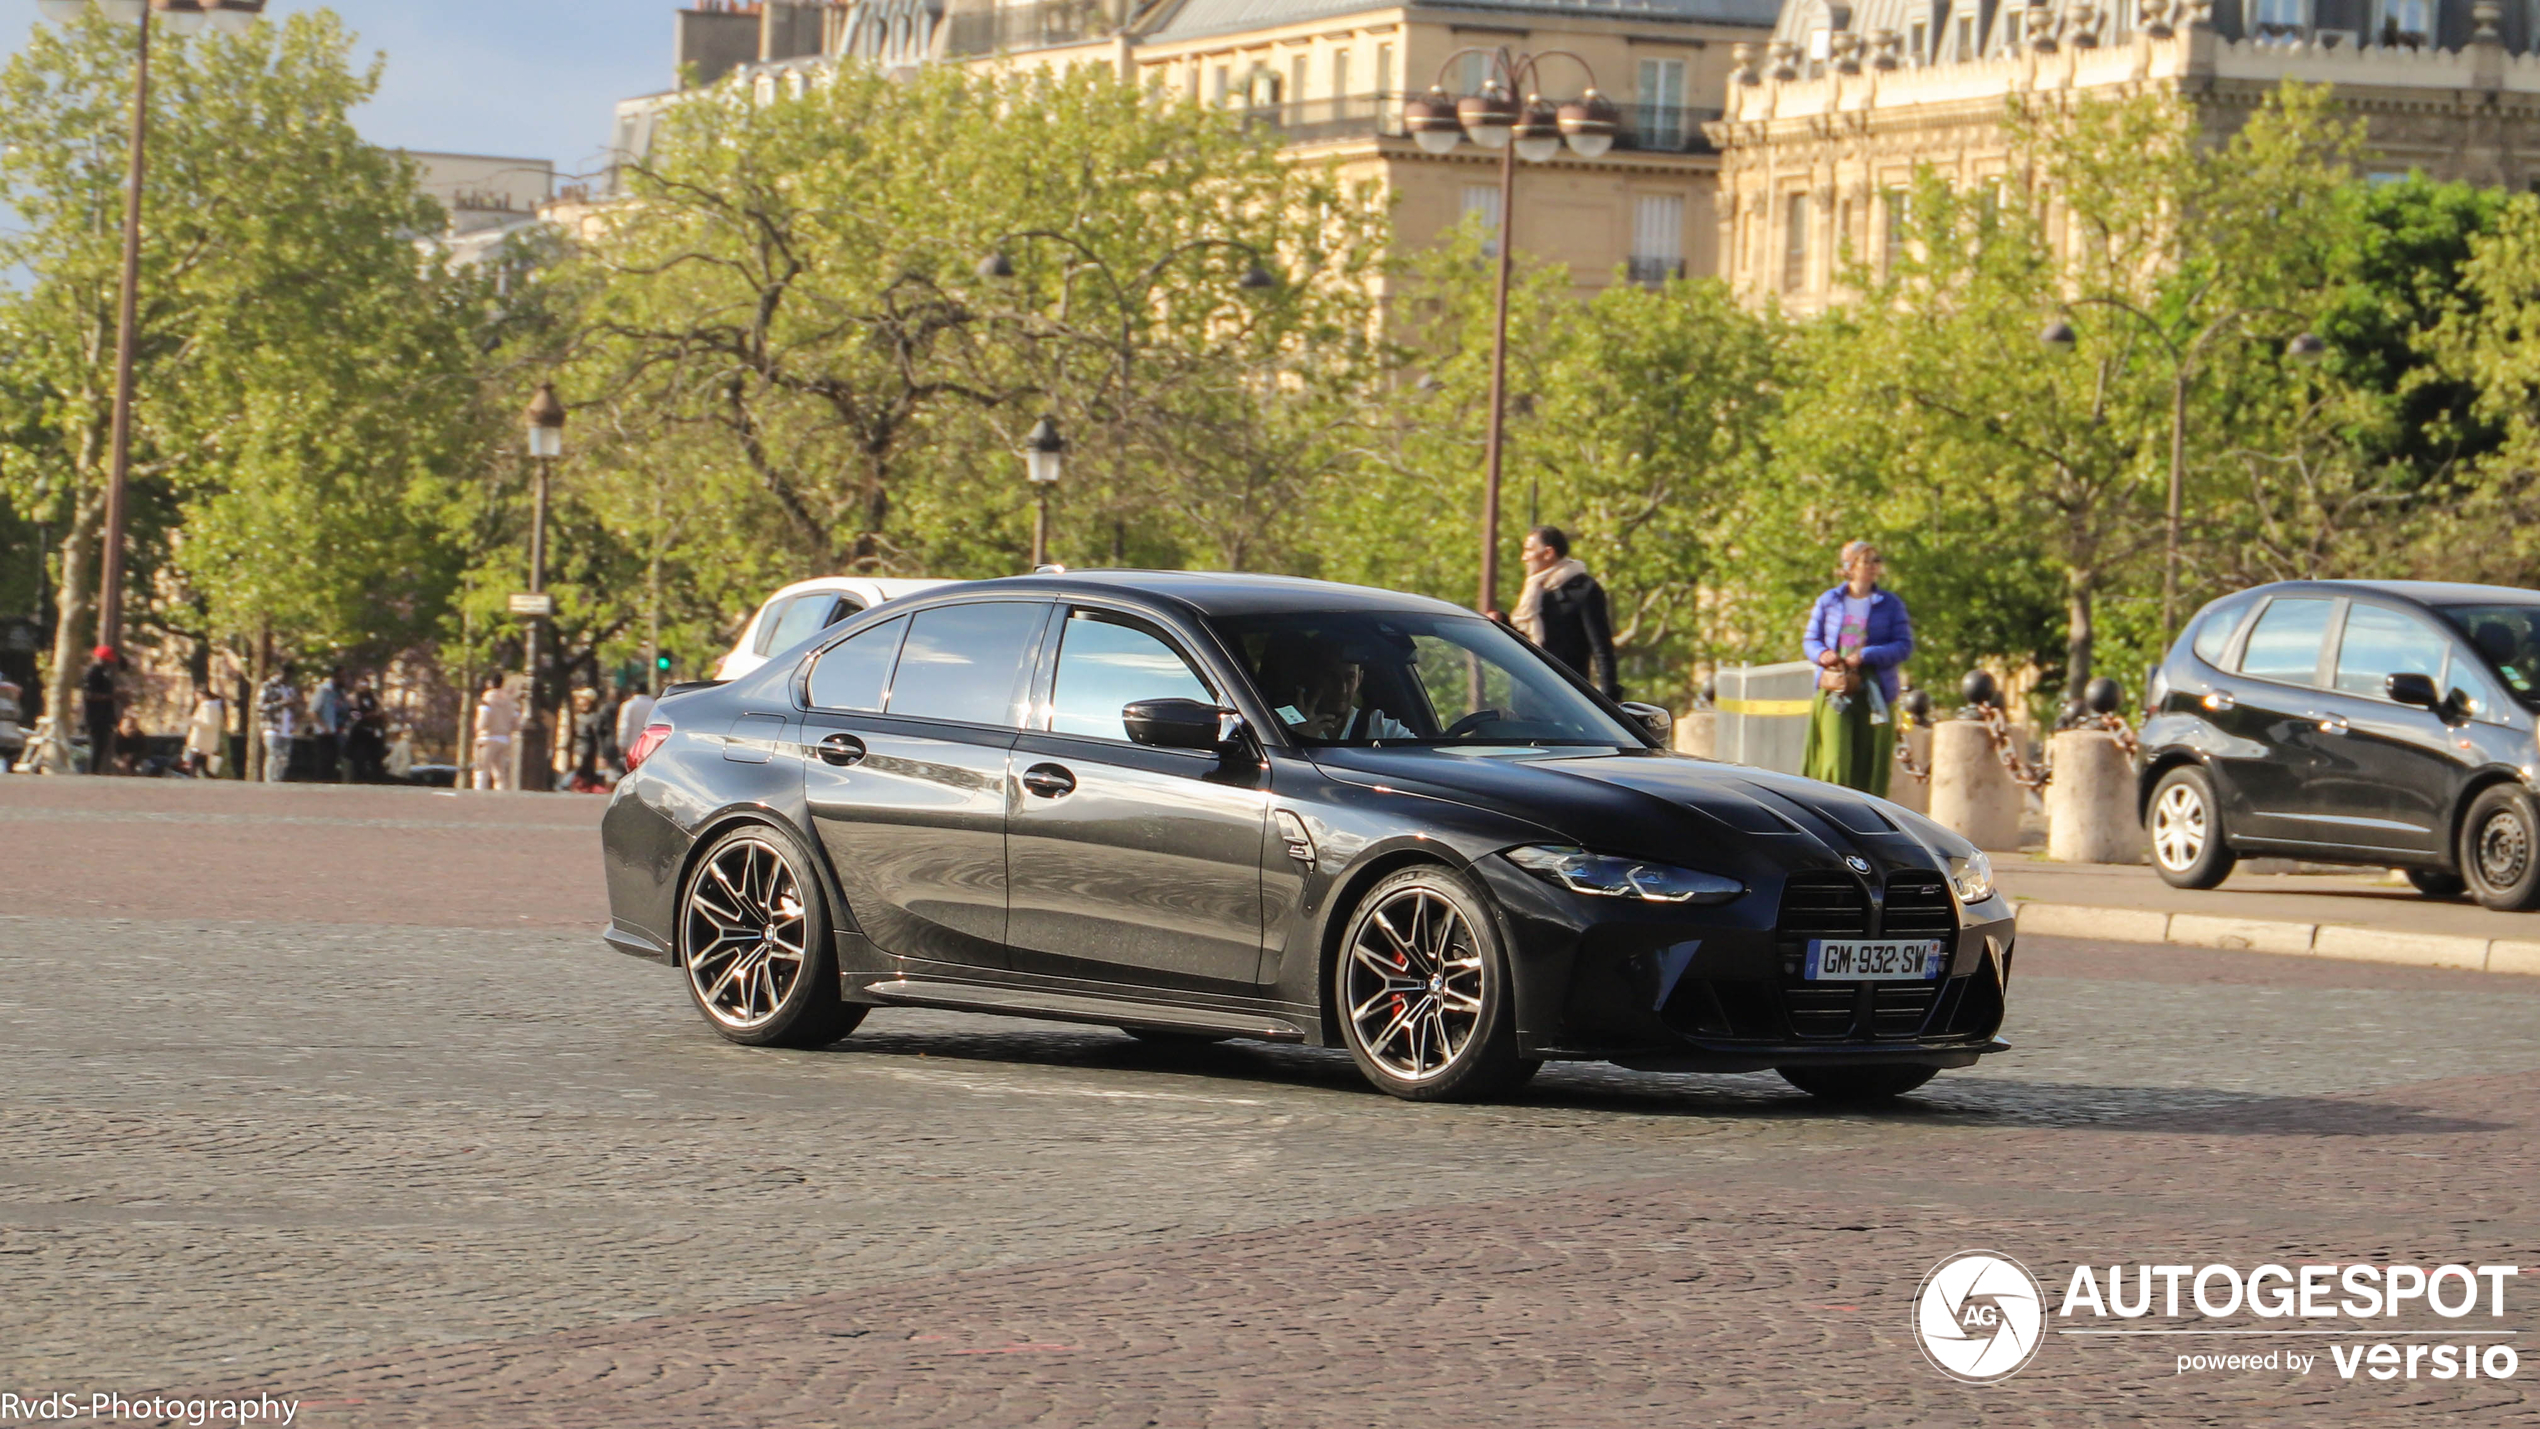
<box><xmin>2140</xmin><ymin>580</ymin><xmax>2540</xmax><ymax>908</ymax></box>
<box><xmin>601</xmin><ymin>572</ymin><xmax>2015</xmax><ymax>1102</ymax></box>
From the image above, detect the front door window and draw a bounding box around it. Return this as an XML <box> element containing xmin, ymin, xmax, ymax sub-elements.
<box><xmin>1046</xmin><ymin>610</ymin><xmax>1215</xmax><ymax>740</ymax></box>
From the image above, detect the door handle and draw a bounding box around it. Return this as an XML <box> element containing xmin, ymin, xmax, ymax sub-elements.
<box><xmin>2202</xmin><ymin>690</ymin><xmax>2237</xmax><ymax>712</ymax></box>
<box><xmin>816</xmin><ymin>732</ymin><xmax>867</xmax><ymax>767</ymax></box>
<box><xmin>1021</xmin><ymin>763</ymin><xmax>1076</xmax><ymax>798</ymax></box>
<box><xmin>2316</xmin><ymin>714</ymin><xmax>2350</xmax><ymax>735</ymax></box>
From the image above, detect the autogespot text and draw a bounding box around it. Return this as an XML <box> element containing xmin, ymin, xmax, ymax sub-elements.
<box><xmin>2058</xmin><ymin>1262</ymin><xmax>2522</xmax><ymax>1381</ymax></box>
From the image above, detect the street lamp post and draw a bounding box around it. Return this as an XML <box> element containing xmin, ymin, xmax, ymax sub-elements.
<box><xmin>520</xmin><ymin>383</ymin><xmax>565</xmax><ymax>793</ymax></box>
<box><xmin>1023</xmin><ymin>415</ymin><xmax>1065</xmax><ymax>568</ymax></box>
<box><xmin>2037</xmin><ymin>309</ymin><xmax>2325</xmax><ymax>647</ymax></box>
<box><xmin>35</xmin><ymin>0</ymin><xmax>268</xmax><ymax>656</ymax></box>
<box><xmin>1403</xmin><ymin>50</ymin><xmax>1617</xmax><ymax>617</ymax></box>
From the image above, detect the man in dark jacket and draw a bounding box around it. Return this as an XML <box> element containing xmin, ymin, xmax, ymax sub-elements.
<box><xmin>82</xmin><ymin>645</ymin><xmax>121</xmax><ymax>776</ymax></box>
<box><xmin>1506</xmin><ymin>526</ymin><xmax>1620</xmax><ymax>698</ymax></box>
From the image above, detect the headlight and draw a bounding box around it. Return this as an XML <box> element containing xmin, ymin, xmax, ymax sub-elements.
<box><xmin>1947</xmin><ymin>850</ymin><xmax>1995</xmax><ymax>903</ymax></box>
<box><xmin>1503</xmin><ymin>845</ymin><xmax>1744</xmax><ymax>904</ymax></box>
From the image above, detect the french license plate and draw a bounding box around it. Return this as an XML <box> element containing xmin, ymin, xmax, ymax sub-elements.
<box><xmin>1804</xmin><ymin>939</ymin><xmax>1947</xmax><ymax>982</ymax></box>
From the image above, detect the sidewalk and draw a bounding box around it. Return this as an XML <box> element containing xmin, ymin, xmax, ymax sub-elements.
<box><xmin>1997</xmin><ymin>854</ymin><xmax>2540</xmax><ymax>975</ymax></box>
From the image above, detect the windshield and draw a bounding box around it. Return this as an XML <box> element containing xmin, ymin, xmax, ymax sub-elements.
<box><xmin>2440</xmin><ymin>604</ymin><xmax>2540</xmax><ymax>707</ymax></box>
<box><xmin>1211</xmin><ymin>610</ymin><xmax>1641</xmax><ymax>747</ymax></box>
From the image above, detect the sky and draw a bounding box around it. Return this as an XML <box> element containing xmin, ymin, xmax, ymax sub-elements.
<box><xmin>6</xmin><ymin>1</ymin><xmax>672</xmax><ymax>179</ymax></box>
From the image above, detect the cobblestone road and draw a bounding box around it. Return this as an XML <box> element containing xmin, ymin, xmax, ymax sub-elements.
<box><xmin>2</xmin><ymin>779</ymin><xmax>2533</xmax><ymax>1426</ymax></box>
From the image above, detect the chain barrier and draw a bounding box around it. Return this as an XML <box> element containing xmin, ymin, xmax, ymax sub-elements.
<box><xmin>1885</xmin><ymin>682</ymin><xmax>2138</xmax><ymax>790</ymax></box>
<box><xmin>1973</xmin><ymin>701</ymin><xmax>2054</xmax><ymax>791</ymax></box>
<box><xmin>1892</xmin><ymin>710</ymin><xmax>1932</xmax><ymax>783</ymax></box>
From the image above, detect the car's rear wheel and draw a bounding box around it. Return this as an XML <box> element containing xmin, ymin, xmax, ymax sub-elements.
<box><xmin>1777</xmin><ymin>1064</ymin><xmax>1939</xmax><ymax>1102</ymax></box>
<box><xmin>680</xmin><ymin>826</ymin><xmax>866</xmax><ymax>1048</ymax></box>
<box><xmin>2148</xmin><ymin>766</ymin><xmax>2235</xmax><ymax>889</ymax></box>
<box><xmin>1336</xmin><ymin>867</ymin><xmax>1538</xmax><ymax>1102</ymax></box>
<box><xmin>2405</xmin><ymin>867</ymin><xmax>2467</xmax><ymax>900</ymax></box>
<box><xmin>2460</xmin><ymin>786</ymin><xmax>2540</xmax><ymax>911</ymax></box>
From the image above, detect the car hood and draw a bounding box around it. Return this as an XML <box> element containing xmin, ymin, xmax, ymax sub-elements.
<box><xmin>1309</xmin><ymin>745</ymin><xmax>1976</xmax><ymax>881</ymax></box>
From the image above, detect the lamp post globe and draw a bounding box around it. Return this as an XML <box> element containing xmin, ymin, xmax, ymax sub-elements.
<box><xmin>2286</xmin><ymin>330</ymin><xmax>2328</xmax><ymax>364</ymax></box>
<box><xmin>1456</xmin><ymin>84</ymin><xmax>1517</xmax><ymax>149</ymax></box>
<box><xmin>1557</xmin><ymin>90</ymin><xmax>1619</xmax><ymax>158</ymax></box>
<box><xmin>1024</xmin><ymin>414</ymin><xmax>1065</xmax><ymax>486</ymax></box>
<box><xmin>526</xmin><ymin>382</ymin><xmax>566</xmax><ymax>459</ymax></box>
<box><xmin>1405</xmin><ymin>87</ymin><xmax>1463</xmax><ymax>154</ymax></box>
<box><xmin>1511</xmin><ymin>95</ymin><xmax>1563</xmax><ymax>162</ymax></box>
<box><xmin>2038</xmin><ymin>318</ymin><xmax>2078</xmax><ymax>352</ymax></box>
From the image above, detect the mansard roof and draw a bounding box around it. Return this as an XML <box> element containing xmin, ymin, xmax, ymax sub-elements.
<box><xmin>1768</xmin><ymin>0</ymin><xmax>2537</xmax><ymax>63</ymax></box>
<box><xmin>1150</xmin><ymin>0</ymin><xmax>1780</xmax><ymax>43</ymax></box>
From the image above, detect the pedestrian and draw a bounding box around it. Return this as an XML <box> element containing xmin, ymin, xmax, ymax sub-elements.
<box><xmin>112</xmin><ymin>712</ymin><xmax>148</xmax><ymax>775</ymax></box>
<box><xmin>183</xmin><ymin>682</ymin><xmax>228</xmax><ymax>778</ymax></box>
<box><xmin>1801</xmin><ymin>539</ymin><xmax>1914</xmax><ymax>796</ymax></box>
<box><xmin>472</xmin><ymin>676</ymin><xmax>519</xmax><ymax>791</ymax></box>
<box><xmin>568</xmin><ymin>687</ymin><xmax>607</xmax><ymax>791</ymax></box>
<box><xmin>82</xmin><ymin>645</ymin><xmax>121</xmax><ymax>776</ymax></box>
<box><xmin>257</xmin><ymin>664</ymin><xmax>298</xmax><ymax>782</ymax></box>
<box><xmin>1500</xmin><ymin>525</ymin><xmax>1620</xmax><ymax>699</ymax></box>
<box><xmin>385</xmin><ymin>722</ymin><xmax>416</xmax><ymax>782</ymax></box>
<box><xmin>612</xmin><ymin>680</ymin><xmax>656</xmax><ymax>779</ymax></box>
<box><xmin>0</xmin><ymin>672</ymin><xmax>24</xmax><ymax>773</ymax></box>
<box><xmin>345</xmin><ymin>683</ymin><xmax>387</xmax><ymax>783</ymax></box>
<box><xmin>309</xmin><ymin>667</ymin><xmax>350</xmax><ymax>782</ymax></box>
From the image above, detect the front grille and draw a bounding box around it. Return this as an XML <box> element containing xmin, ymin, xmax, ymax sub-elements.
<box><xmin>1778</xmin><ymin>873</ymin><xmax>1870</xmax><ymax>937</ymax></box>
<box><xmin>1783</xmin><ymin>985</ymin><xmax>1859</xmax><ymax>1038</ymax></box>
<box><xmin>1871</xmin><ymin>984</ymin><xmax>1940</xmax><ymax>1037</ymax></box>
<box><xmin>1882</xmin><ymin>877</ymin><xmax>1957</xmax><ymax>939</ymax></box>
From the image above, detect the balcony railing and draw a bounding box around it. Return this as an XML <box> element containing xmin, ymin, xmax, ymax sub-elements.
<box><xmin>1625</xmin><ymin>256</ymin><xmax>1687</xmax><ymax>286</ymax></box>
<box><xmin>943</xmin><ymin>0</ymin><xmax>1108</xmax><ymax>57</ymax></box>
<box><xmin>1236</xmin><ymin>94</ymin><xmax>1722</xmax><ymax>154</ymax></box>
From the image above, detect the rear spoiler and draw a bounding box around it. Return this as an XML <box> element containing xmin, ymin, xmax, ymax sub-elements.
<box><xmin>659</xmin><ymin>680</ymin><xmax>726</xmax><ymax>701</ymax></box>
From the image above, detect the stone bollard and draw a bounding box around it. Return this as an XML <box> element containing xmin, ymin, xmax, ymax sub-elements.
<box><xmin>1673</xmin><ymin>709</ymin><xmax>1718</xmax><ymax>758</ymax></box>
<box><xmin>1886</xmin><ymin>722</ymin><xmax>1932</xmax><ymax>815</ymax></box>
<box><xmin>2045</xmin><ymin>728</ymin><xmax>2141</xmax><ymax>864</ymax></box>
<box><xmin>1929</xmin><ymin>718</ymin><xmax>2021</xmax><ymax>850</ymax></box>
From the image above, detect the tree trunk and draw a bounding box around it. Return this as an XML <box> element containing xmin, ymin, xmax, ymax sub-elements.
<box><xmin>45</xmin><ymin>489</ymin><xmax>103</xmax><ymax>753</ymax></box>
<box><xmin>247</xmin><ymin>622</ymin><xmax>270</xmax><ymax>782</ymax></box>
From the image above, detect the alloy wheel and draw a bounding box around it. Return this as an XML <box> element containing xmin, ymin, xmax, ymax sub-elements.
<box><xmin>682</xmin><ymin>836</ymin><xmax>809</xmax><ymax>1031</ymax></box>
<box><xmin>2151</xmin><ymin>782</ymin><xmax>2206</xmax><ymax>872</ymax></box>
<box><xmin>2476</xmin><ymin>805</ymin><xmax>2532</xmax><ymax>890</ymax></box>
<box><xmin>1343</xmin><ymin>886</ymin><xmax>1485</xmax><ymax>1081</ymax></box>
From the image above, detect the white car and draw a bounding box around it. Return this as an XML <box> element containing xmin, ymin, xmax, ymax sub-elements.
<box><xmin>713</xmin><ymin>576</ymin><xmax>950</xmax><ymax>682</ymax></box>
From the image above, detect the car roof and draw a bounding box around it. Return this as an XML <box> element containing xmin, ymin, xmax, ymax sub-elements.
<box><xmin>933</xmin><ymin>569</ymin><xmax>1479</xmax><ymax>620</ymax></box>
<box><xmin>2236</xmin><ymin>579</ymin><xmax>2540</xmax><ymax>611</ymax></box>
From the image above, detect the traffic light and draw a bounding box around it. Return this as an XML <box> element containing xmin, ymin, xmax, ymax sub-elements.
<box><xmin>654</xmin><ymin>652</ymin><xmax>673</xmax><ymax>675</ymax></box>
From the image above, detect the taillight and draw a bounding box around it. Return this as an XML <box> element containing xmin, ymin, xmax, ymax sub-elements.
<box><xmin>625</xmin><ymin>722</ymin><xmax>672</xmax><ymax>770</ymax></box>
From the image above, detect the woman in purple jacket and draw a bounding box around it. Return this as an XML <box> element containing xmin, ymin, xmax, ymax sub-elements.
<box><xmin>1801</xmin><ymin>540</ymin><xmax>1914</xmax><ymax>795</ymax></box>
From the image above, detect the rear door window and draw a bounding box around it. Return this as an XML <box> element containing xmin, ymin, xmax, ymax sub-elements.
<box><xmin>2331</xmin><ymin>604</ymin><xmax>2448</xmax><ymax>699</ymax></box>
<box><xmin>2237</xmin><ymin>598</ymin><xmax>2335</xmax><ymax>686</ymax></box>
<box><xmin>1047</xmin><ymin>610</ymin><xmax>1215</xmax><ymax>741</ymax></box>
<box><xmin>804</xmin><ymin>616</ymin><xmax>907</xmax><ymax>712</ymax></box>
<box><xmin>886</xmin><ymin>602</ymin><xmax>1046</xmax><ymax>727</ymax></box>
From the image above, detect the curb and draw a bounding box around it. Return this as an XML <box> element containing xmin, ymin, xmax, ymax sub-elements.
<box><xmin>2012</xmin><ymin>899</ymin><xmax>2532</xmax><ymax>975</ymax></box>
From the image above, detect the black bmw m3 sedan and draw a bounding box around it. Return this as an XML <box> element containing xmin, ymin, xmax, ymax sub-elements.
<box><xmin>600</xmin><ymin>571</ymin><xmax>2015</xmax><ymax>1102</ymax></box>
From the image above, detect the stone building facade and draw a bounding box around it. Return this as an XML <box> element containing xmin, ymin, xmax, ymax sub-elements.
<box><xmin>616</xmin><ymin>0</ymin><xmax>1780</xmax><ymax>294</ymax></box>
<box><xmin>1706</xmin><ymin>0</ymin><xmax>2540</xmax><ymax>311</ymax></box>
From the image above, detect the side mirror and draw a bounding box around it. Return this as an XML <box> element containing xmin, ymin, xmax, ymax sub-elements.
<box><xmin>1619</xmin><ymin>700</ymin><xmax>1673</xmax><ymax>745</ymax></box>
<box><xmin>2386</xmin><ymin>672</ymin><xmax>2441</xmax><ymax>711</ymax></box>
<box><xmin>1122</xmin><ymin>698</ymin><xmax>1232</xmax><ymax>751</ymax></box>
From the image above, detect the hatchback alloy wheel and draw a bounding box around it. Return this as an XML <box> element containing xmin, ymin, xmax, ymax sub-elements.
<box><xmin>2151</xmin><ymin>783</ymin><xmax>2206</xmax><ymax>872</ymax></box>
<box><xmin>2146</xmin><ymin>766</ymin><xmax>2235</xmax><ymax>889</ymax></box>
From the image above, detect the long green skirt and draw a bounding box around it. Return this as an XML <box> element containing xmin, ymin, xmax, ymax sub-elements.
<box><xmin>1801</xmin><ymin>687</ymin><xmax>1894</xmax><ymax>797</ymax></box>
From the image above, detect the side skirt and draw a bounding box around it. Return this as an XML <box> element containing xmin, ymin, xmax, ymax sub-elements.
<box><xmin>852</xmin><ymin>976</ymin><xmax>1311</xmax><ymax>1044</ymax></box>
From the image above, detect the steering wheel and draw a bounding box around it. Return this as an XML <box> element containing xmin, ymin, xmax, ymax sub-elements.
<box><xmin>1442</xmin><ymin>709</ymin><xmax>1503</xmax><ymax>739</ymax></box>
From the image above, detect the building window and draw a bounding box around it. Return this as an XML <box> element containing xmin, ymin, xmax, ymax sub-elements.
<box><xmin>1882</xmin><ymin>187</ymin><xmax>1908</xmax><ymax>269</ymax></box>
<box><xmin>1955</xmin><ymin>13</ymin><xmax>1975</xmax><ymax>56</ymax></box>
<box><xmin>1332</xmin><ymin>48</ymin><xmax>1351</xmax><ymax>99</ymax></box>
<box><xmin>1909</xmin><ymin>19</ymin><xmax>1929</xmax><ymax>60</ymax></box>
<box><xmin>1291</xmin><ymin>55</ymin><xmax>1308</xmax><ymax>105</ymax></box>
<box><xmin>1637</xmin><ymin>58</ymin><xmax>1686</xmax><ymax>149</ymax></box>
<box><xmin>1213</xmin><ymin>64</ymin><xmax>1231</xmax><ymax>106</ymax></box>
<box><xmin>1456</xmin><ymin>50</ymin><xmax>1491</xmax><ymax>95</ymax></box>
<box><xmin>2376</xmin><ymin>0</ymin><xmax>2431</xmax><ymax>43</ymax></box>
<box><xmin>1462</xmin><ymin>184</ymin><xmax>1503</xmax><ymax>257</ymax></box>
<box><xmin>1376</xmin><ymin>42</ymin><xmax>1393</xmax><ymax>94</ymax></box>
<box><xmin>1630</xmin><ymin>193</ymin><xmax>1686</xmax><ymax>286</ymax></box>
<box><xmin>2252</xmin><ymin>0</ymin><xmax>2305</xmax><ymax>36</ymax></box>
<box><xmin>1783</xmin><ymin>192</ymin><xmax>1810</xmax><ymax>292</ymax></box>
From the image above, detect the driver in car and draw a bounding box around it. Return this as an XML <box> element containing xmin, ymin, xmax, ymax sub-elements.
<box><xmin>1258</xmin><ymin>635</ymin><xmax>1417</xmax><ymax>741</ymax></box>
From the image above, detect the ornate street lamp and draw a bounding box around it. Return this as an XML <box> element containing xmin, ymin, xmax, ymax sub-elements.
<box><xmin>1402</xmin><ymin>49</ymin><xmax>1618</xmax><ymax>617</ymax></box>
<box><xmin>519</xmin><ymin>383</ymin><xmax>566</xmax><ymax>793</ymax></box>
<box><xmin>1023</xmin><ymin>415</ymin><xmax>1065</xmax><ymax>569</ymax></box>
<box><xmin>36</xmin><ymin>0</ymin><xmax>268</xmax><ymax>657</ymax></box>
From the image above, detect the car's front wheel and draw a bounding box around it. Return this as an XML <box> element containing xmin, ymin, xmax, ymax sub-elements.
<box><xmin>2147</xmin><ymin>766</ymin><xmax>2235</xmax><ymax>889</ymax></box>
<box><xmin>680</xmin><ymin>825</ymin><xmax>866</xmax><ymax>1048</ymax></box>
<box><xmin>1336</xmin><ymin>866</ymin><xmax>1539</xmax><ymax>1102</ymax></box>
<box><xmin>1777</xmin><ymin>1064</ymin><xmax>1939</xmax><ymax>1102</ymax></box>
<box><xmin>2461</xmin><ymin>786</ymin><xmax>2540</xmax><ymax>911</ymax></box>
